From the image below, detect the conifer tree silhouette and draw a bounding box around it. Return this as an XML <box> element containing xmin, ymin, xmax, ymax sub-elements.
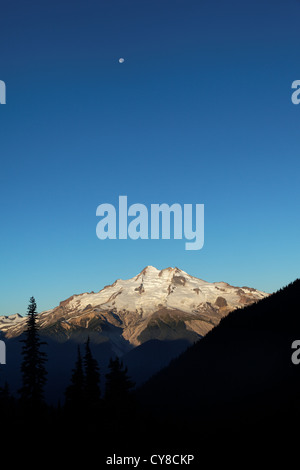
<box><xmin>83</xmin><ymin>337</ymin><xmax>101</xmax><ymax>406</ymax></box>
<box><xmin>105</xmin><ymin>356</ymin><xmax>135</xmax><ymax>404</ymax></box>
<box><xmin>19</xmin><ymin>296</ymin><xmax>47</xmax><ymax>411</ymax></box>
<box><xmin>65</xmin><ymin>346</ymin><xmax>85</xmax><ymax>409</ymax></box>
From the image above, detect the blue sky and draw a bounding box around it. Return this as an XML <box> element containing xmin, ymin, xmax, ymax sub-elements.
<box><xmin>1</xmin><ymin>0</ymin><xmax>300</xmax><ymax>315</ymax></box>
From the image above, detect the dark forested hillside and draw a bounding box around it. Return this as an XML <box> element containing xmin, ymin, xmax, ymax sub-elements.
<box><xmin>137</xmin><ymin>279</ymin><xmax>300</xmax><ymax>439</ymax></box>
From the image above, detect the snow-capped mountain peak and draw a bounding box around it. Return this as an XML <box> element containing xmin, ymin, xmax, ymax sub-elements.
<box><xmin>0</xmin><ymin>267</ymin><xmax>268</xmax><ymax>350</ymax></box>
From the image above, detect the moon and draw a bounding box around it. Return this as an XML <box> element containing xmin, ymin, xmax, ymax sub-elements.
<box><xmin>119</xmin><ymin>58</ymin><xmax>125</xmax><ymax>63</ymax></box>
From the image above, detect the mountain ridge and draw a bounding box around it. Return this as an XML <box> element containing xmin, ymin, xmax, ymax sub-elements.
<box><xmin>137</xmin><ymin>278</ymin><xmax>300</xmax><ymax>414</ymax></box>
<box><xmin>0</xmin><ymin>266</ymin><xmax>268</xmax><ymax>353</ymax></box>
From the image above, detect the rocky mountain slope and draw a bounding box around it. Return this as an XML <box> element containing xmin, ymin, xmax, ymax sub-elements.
<box><xmin>0</xmin><ymin>266</ymin><xmax>268</xmax><ymax>353</ymax></box>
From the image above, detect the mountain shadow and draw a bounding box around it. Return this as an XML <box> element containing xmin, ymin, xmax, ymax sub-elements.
<box><xmin>122</xmin><ymin>338</ymin><xmax>191</xmax><ymax>387</ymax></box>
